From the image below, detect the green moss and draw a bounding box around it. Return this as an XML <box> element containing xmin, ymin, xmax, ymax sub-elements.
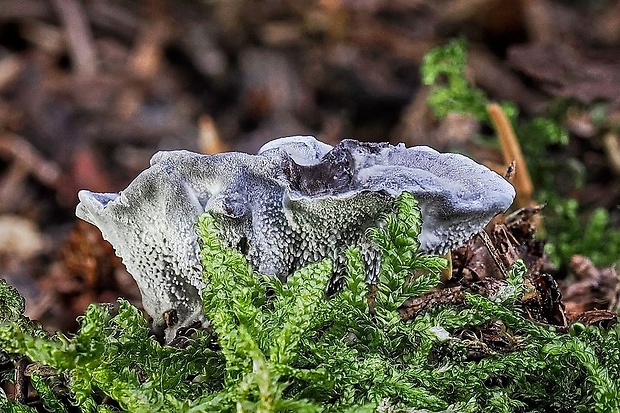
<box><xmin>421</xmin><ymin>39</ymin><xmax>619</xmax><ymax>267</ymax></box>
<box><xmin>1</xmin><ymin>195</ymin><xmax>619</xmax><ymax>412</ymax></box>
<box><xmin>542</xmin><ymin>194</ymin><xmax>620</xmax><ymax>267</ymax></box>
<box><xmin>421</xmin><ymin>38</ymin><xmax>489</xmax><ymax>121</ymax></box>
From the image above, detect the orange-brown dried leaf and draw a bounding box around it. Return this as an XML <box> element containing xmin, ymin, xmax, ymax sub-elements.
<box><xmin>572</xmin><ymin>309</ymin><xmax>617</xmax><ymax>329</ymax></box>
<box><xmin>61</xmin><ymin>220</ymin><xmax>122</xmax><ymax>291</ymax></box>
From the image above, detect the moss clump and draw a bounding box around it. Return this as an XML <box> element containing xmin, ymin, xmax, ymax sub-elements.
<box><xmin>1</xmin><ymin>193</ymin><xmax>619</xmax><ymax>412</ymax></box>
<box><xmin>541</xmin><ymin>193</ymin><xmax>620</xmax><ymax>268</ymax></box>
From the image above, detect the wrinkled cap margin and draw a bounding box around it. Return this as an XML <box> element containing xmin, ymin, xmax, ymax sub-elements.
<box><xmin>75</xmin><ymin>136</ymin><xmax>515</xmax><ymax>341</ymax></box>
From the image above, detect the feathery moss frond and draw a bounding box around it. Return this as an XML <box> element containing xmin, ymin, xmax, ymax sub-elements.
<box><xmin>1</xmin><ymin>193</ymin><xmax>619</xmax><ymax>411</ymax></box>
<box><xmin>370</xmin><ymin>192</ymin><xmax>447</xmax><ymax>313</ymax></box>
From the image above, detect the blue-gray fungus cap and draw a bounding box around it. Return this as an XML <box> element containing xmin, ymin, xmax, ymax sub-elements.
<box><xmin>76</xmin><ymin>136</ymin><xmax>515</xmax><ymax>340</ymax></box>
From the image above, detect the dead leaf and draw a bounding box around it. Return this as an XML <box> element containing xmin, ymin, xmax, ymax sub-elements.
<box><xmin>561</xmin><ymin>254</ymin><xmax>620</xmax><ymax>315</ymax></box>
<box><xmin>508</xmin><ymin>43</ymin><xmax>620</xmax><ymax>107</ymax></box>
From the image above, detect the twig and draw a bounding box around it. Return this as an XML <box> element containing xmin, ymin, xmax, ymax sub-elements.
<box><xmin>0</xmin><ymin>0</ymin><xmax>51</xmax><ymax>19</ymax></box>
<box><xmin>51</xmin><ymin>0</ymin><xmax>98</xmax><ymax>77</ymax></box>
<box><xmin>0</xmin><ymin>133</ymin><xmax>61</xmax><ymax>213</ymax></box>
<box><xmin>439</xmin><ymin>0</ymin><xmax>500</xmax><ymax>25</ymax></box>
<box><xmin>199</xmin><ymin>115</ymin><xmax>227</xmax><ymax>154</ymax></box>
<box><xmin>0</xmin><ymin>55</ymin><xmax>22</xmax><ymax>91</ymax></box>
<box><xmin>320</xmin><ymin>0</ymin><xmax>347</xmax><ymax>43</ymax></box>
<box><xmin>0</xmin><ymin>162</ymin><xmax>28</xmax><ymax>213</ymax></box>
<box><xmin>602</xmin><ymin>132</ymin><xmax>620</xmax><ymax>176</ymax></box>
<box><xmin>487</xmin><ymin>103</ymin><xmax>534</xmax><ymax>208</ymax></box>
<box><xmin>128</xmin><ymin>17</ymin><xmax>171</xmax><ymax>80</ymax></box>
<box><xmin>21</xmin><ymin>20</ymin><xmax>64</xmax><ymax>54</ymax></box>
<box><xmin>521</xmin><ymin>0</ymin><xmax>559</xmax><ymax>43</ymax></box>
<box><xmin>0</xmin><ymin>133</ymin><xmax>61</xmax><ymax>187</ymax></box>
<box><xmin>477</xmin><ymin>230</ymin><xmax>508</xmax><ymax>279</ymax></box>
<box><xmin>14</xmin><ymin>358</ymin><xmax>28</xmax><ymax>404</ymax></box>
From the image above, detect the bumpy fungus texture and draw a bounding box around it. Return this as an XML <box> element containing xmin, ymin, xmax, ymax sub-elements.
<box><xmin>76</xmin><ymin>136</ymin><xmax>515</xmax><ymax>337</ymax></box>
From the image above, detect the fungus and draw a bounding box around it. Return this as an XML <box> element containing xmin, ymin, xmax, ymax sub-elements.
<box><xmin>76</xmin><ymin>136</ymin><xmax>515</xmax><ymax>339</ymax></box>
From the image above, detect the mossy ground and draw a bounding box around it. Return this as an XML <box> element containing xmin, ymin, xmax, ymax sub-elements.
<box><xmin>1</xmin><ymin>193</ymin><xmax>619</xmax><ymax>412</ymax></box>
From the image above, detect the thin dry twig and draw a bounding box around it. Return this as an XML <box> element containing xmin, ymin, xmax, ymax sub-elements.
<box><xmin>0</xmin><ymin>0</ymin><xmax>51</xmax><ymax>19</ymax></box>
<box><xmin>14</xmin><ymin>358</ymin><xmax>28</xmax><ymax>404</ymax></box>
<box><xmin>51</xmin><ymin>0</ymin><xmax>98</xmax><ymax>77</ymax></box>
<box><xmin>602</xmin><ymin>131</ymin><xmax>620</xmax><ymax>176</ymax></box>
<box><xmin>199</xmin><ymin>115</ymin><xmax>227</xmax><ymax>154</ymax></box>
<box><xmin>477</xmin><ymin>229</ymin><xmax>508</xmax><ymax>278</ymax></box>
<box><xmin>487</xmin><ymin>103</ymin><xmax>534</xmax><ymax>208</ymax></box>
<box><xmin>439</xmin><ymin>0</ymin><xmax>501</xmax><ymax>25</ymax></box>
<box><xmin>0</xmin><ymin>134</ymin><xmax>61</xmax><ymax>213</ymax></box>
<box><xmin>0</xmin><ymin>55</ymin><xmax>22</xmax><ymax>91</ymax></box>
<box><xmin>521</xmin><ymin>0</ymin><xmax>559</xmax><ymax>43</ymax></box>
<box><xmin>21</xmin><ymin>20</ymin><xmax>65</xmax><ymax>54</ymax></box>
<box><xmin>0</xmin><ymin>133</ymin><xmax>61</xmax><ymax>187</ymax></box>
<box><xmin>128</xmin><ymin>17</ymin><xmax>171</xmax><ymax>80</ymax></box>
<box><xmin>0</xmin><ymin>163</ymin><xmax>28</xmax><ymax>213</ymax></box>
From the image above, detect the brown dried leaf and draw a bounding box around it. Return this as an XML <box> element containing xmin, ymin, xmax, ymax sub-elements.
<box><xmin>404</xmin><ymin>206</ymin><xmax>568</xmax><ymax>328</ymax></box>
<box><xmin>561</xmin><ymin>254</ymin><xmax>620</xmax><ymax>315</ymax></box>
<box><xmin>60</xmin><ymin>220</ymin><xmax>123</xmax><ymax>291</ymax></box>
<box><xmin>399</xmin><ymin>277</ymin><xmax>503</xmax><ymax>321</ymax></box>
<box><xmin>522</xmin><ymin>267</ymin><xmax>567</xmax><ymax>328</ymax></box>
<box><xmin>573</xmin><ymin>309</ymin><xmax>617</xmax><ymax>329</ymax></box>
<box><xmin>508</xmin><ymin>43</ymin><xmax>620</xmax><ymax>107</ymax></box>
